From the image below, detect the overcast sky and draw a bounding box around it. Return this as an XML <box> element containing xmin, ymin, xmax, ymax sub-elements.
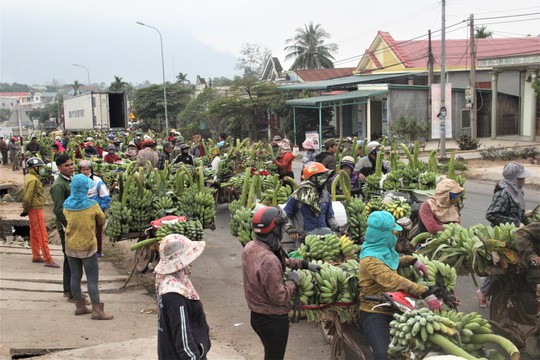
<box><xmin>1</xmin><ymin>0</ymin><xmax>539</xmax><ymax>87</ymax></box>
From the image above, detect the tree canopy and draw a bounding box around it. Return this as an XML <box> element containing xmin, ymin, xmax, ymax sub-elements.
<box><xmin>474</xmin><ymin>26</ymin><xmax>493</xmax><ymax>39</ymax></box>
<box><xmin>131</xmin><ymin>82</ymin><xmax>194</xmax><ymax>132</ymax></box>
<box><xmin>108</xmin><ymin>76</ymin><xmax>129</xmax><ymax>91</ymax></box>
<box><xmin>284</xmin><ymin>22</ymin><xmax>338</xmax><ymax>70</ymax></box>
<box><xmin>235</xmin><ymin>43</ymin><xmax>271</xmax><ymax>78</ymax></box>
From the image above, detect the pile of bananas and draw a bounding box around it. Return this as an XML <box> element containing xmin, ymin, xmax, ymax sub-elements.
<box><xmin>339</xmin><ymin>235</ymin><xmax>361</xmax><ymax>259</ymax></box>
<box><xmin>389</xmin><ymin>309</ymin><xmax>518</xmax><ymax>359</ymax></box>
<box><xmin>104</xmin><ymin>201</ymin><xmax>132</xmax><ymax>238</ymax></box>
<box><xmin>362</xmin><ymin>174</ymin><xmax>382</xmax><ymax>199</ymax></box>
<box><xmin>345</xmin><ymin>198</ymin><xmax>367</xmax><ymax>241</ymax></box>
<box><xmin>397</xmin><ymin>253</ymin><xmax>457</xmax><ymax>292</ymax></box>
<box><xmin>155</xmin><ymin>219</ymin><xmax>205</xmax><ymax>242</ymax></box>
<box><xmin>364</xmin><ymin>197</ymin><xmax>385</xmax><ymax>215</ymax></box>
<box><xmin>384</xmin><ymin>199</ymin><xmax>412</xmax><ymax>220</ymax></box>
<box><xmin>297</xmin><ymin>234</ymin><xmax>342</xmax><ymax>262</ymax></box>
<box><xmin>364</xmin><ymin>197</ymin><xmax>411</xmax><ymax>220</ymax></box>
<box><xmin>524</xmin><ymin>205</ymin><xmax>540</xmax><ymax>224</ymax></box>
<box><xmin>413</xmin><ymin>222</ymin><xmax>518</xmax><ymax>277</ymax></box>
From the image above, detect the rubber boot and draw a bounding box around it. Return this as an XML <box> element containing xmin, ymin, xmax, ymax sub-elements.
<box><xmin>74</xmin><ymin>299</ymin><xmax>92</xmax><ymax>315</ymax></box>
<box><xmin>91</xmin><ymin>303</ymin><xmax>114</xmax><ymax>320</ymax></box>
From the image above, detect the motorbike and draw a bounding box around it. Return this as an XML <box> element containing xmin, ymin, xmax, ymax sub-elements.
<box><xmin>133</xmin><ymin>215</ymin><xmax>187</xmax><ymax>273</ymax></box>
<box><xmin>330</xmin><ymin>290</ymin><xmax>455</xmax><ymax>360</ymax></box>
<box><xmin>486</xmin><ymin>264</ymin><xmax>540</xmax><ymax>357</ymax></box>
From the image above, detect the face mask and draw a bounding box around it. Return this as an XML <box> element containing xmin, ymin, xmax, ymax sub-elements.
<box><xmin>38</xmin><ymin>168</ymin><xmax>47</xmax><ymax>176</ymax></box>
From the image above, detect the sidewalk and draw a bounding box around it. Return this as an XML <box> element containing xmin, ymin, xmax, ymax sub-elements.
<box><xmin>0</xmin><ymin>242</ymin><xmax>244</xmax><ymax>360</ymax></box>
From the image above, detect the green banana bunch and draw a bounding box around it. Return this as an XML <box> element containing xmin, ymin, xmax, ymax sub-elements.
<box><xmin>382</xmin><ymin>171</ymin><xmax>403</xmax><ymax>191</ymax></box>
<box><xmin>384</xmin><ymin>199</ymin><xmax>412</xmax><ymax>220</ymax></box>
<box><xmin>104</xmin><ymin>200</ymin><xmax>132</xmax><ymax>238</ymax></box>
<box><xmin>296</xmin><ymin>269</ymin><xmax>316</xmax><ymax>305</ymax></box>
<box><xmin>313</xmin><ymin>263</ymin><xmax>353</xmax><ymax>304</ymax></box>
<box><xmin>524</xmin><ymin>206</ymin><xmax>540</xmax><ymax>225</ymax></box>
<box><xmin>415</xmin><ymin>222</ymin><xmax>518</xmax><ymax>279</ymax></box>
<box><xmin>418</xmin><ymin>171</ymin><xmax>437</xmax><ymax>189</ymax></box>
<box><xmin>345</xmin><ymin>198</ymin><xmax>367</xmax><ymax>241</ymax></box>
<box><xmin>339</xmin><ymin>235</ymin><xmax>361</xmax><ymax>259</ymax></box>
<box><xmin>232</xmin><ymin>206</ymin><xmax>254</xmax><ymax>245</ymax></box>
<box><xmin>153</xmin><ymin>196</ymin><xmax>177</xmax><ymax>218</ymax></box>
<box><xmin>362</xmin><ymin>174</ymin><xmax>382</xmax><ymax>199</ymax></box>
<box><xmin>397</xmin><ymin>253</ymin><xmax>457</xmax><ymax>292</ymax></box>
<box><xmin>155</xmin><ymin>219</ymin><xmax>205</xmax><ymax>242</ymax></box>
<box><xmin>297</xmin><ymin>234</ymin><xmax>342</xmax><ymax>262</ymax></box>
<box><xmin>389</xmin><ymin>308</ymin><xmax>458</xmax><ymax>355</ymax></box>
<box><xmin>364</xmin><ymin>197</ymin><xmax>384</xmax><ymax>216</ymax></box>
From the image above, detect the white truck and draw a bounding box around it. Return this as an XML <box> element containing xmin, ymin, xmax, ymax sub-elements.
<box><xmin>63</xmin><ymin>92</ymin><xmax>128</xmax><ymax>130</ymax></box>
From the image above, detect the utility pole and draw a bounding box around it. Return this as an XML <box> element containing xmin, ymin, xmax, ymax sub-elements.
<box><xmin>439</xmin><ymin>0</ymin><xmax>447</xmax><ymax>158</ymax></box>
<box><xmin>469</xmin><ymin>14</ymin><xmax>478</xmax><ymax>139</ymax></box>
<box><xmin>428</xmin><ymin>30</ymin><xmax>434</xmax><ymax>130</ymax></box>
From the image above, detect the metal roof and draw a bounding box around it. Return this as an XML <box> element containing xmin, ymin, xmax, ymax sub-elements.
<box><xmin>279</xmin><ymin>72</ymin><xmax>416</xmax><ymax>90</ymax></box>
<box><xmin>285</xmin><ymin>89</ymin><xmax>388</xmax><ymax>108</ymax></box>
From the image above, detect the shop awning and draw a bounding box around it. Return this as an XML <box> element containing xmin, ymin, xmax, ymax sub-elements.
<box><xmin>285</xmin><ymin>88</ymin><xmax>388</xmax><ymax>108</ymax></box>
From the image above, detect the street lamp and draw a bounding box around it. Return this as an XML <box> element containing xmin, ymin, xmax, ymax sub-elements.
<box><xmin>72</xmin><ymin>63</ymin><xmax>91</xmax><ymax>85</ymax></box>
<box><xmin>136</xmin><ymin>21</ymin><xmax>169</xmax><ymax>135</ymax></box>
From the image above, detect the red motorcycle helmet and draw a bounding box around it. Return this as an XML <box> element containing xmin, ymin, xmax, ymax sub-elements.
<box><xmin>252</xmin><ymin>206</ymin><xmax>285</xmax><ymax>234</ymax></box>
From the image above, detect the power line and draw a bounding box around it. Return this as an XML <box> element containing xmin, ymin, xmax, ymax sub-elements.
<box><xmin>475</xmin><ymin>12</ymin><xmax>540</xmax><ymax>21</ymax></box>
<box><xmin>476</xmin><ymin>17</ymin><xmax>540</xmax><ymax>26</ymax></box>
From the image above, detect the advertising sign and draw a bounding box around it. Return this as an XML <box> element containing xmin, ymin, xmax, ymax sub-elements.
<box><xmin>431</xmin><ymin>83</ymin><xmax>453</xmax><ymax>139</ymax></box>
<box><xmin>304</xmin><ymin>131</ymin><xmax>320</xmax><ymax>151</ymax></box>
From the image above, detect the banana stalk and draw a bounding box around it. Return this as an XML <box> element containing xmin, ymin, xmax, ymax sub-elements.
<box><xmin>390</xmin><ymin>140</ymin><xmax>398</xmax><ymax>171</ymax></box>
<box><xmin>428</xmin><ymin>333</ymin><xmax>477</xmax><ymax>360</ymax></box>
<box><xmin>400</xmin><ymin>143</ymin><xmax>414</xmax><ymax>168</ymax></box>
<box><xmin>469</xmin><ymin>334</ymin><xmax>519</xmax><ymax>360</ymax></box>
<box><xmin>375</xmin><ymin>150</ymin><xmax>383</xmax><ymax>177</ymax></box>
<box><xmin>448</xmin><ymin>153</ymin><xmax>456</xmax><ymax>179</ymax></box>
<box><xmin>246</xmin><ymin>174</ymin><xmax>260</xmax><ymax>208</ymax></box>
<box><xmin>130</xmin><ymin>237</ymin><xmax>159</xmax><ymax>251</ymax></box>
<box><xmin>413</xmin><ymin>140</ymin><xmax>420</xmax><ymax>164</ymax></box>
<box><xmin>429</xmin><ymin>150</ymin><xmax>438</xmax><ymax>173</ymax></box>
<box><xmin>239</xmin><ymin>168</ymin><xmax>252</xmax><ymax>206</ymax></box>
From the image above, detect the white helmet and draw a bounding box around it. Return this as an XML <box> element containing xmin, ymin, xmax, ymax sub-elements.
<box><xmin>366</xmin><ymin>141</ymin><xmax>382</xmax><ymax>154</ymax></box>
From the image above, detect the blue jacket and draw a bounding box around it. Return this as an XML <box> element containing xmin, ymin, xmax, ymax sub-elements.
<box><xmin>284</xmin><ymin>190</ymin><xmax>335</xmax><ymax>232</ymax></box>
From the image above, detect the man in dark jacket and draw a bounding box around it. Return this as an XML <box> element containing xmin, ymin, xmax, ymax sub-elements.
<box><xmin>25</xmin><ymin>136</ymin><xmax>41</xmax><ymax>155</ymax></box>
<box><xmin>315</xmin><ymin>138</ymin><xmax>338</xmax><ymax>171</ymax></box>
<box><xmin>50</xmin><ymin>154</ymin><xmax>75</xmax><ymax>301</ymax></box>
<box><xmin>0</xmin><ymin>137</ymin><xmax>9</xmax><ymax>164</ymax></box>
<box><xmin>173</xmin><ymin>144</ymin><xmax>194</xmax><ymax>166</ymax></box>
<box><xmin>354</xmin><ymin>140</ymin><xmax>391</xmax><ymax>182</ymax></box>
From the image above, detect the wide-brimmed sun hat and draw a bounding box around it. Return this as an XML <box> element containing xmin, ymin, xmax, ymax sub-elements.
<box><xmin>154</xmin><ymin>234</ymin><xmax>205</xmax><ymax>275</ymax></box>
<box><xmin>302</xmin><ymin>138</ymin><xmax>315</xmax><ymax>150</ymax></box>
<box><xmin>502</xmin><ymin>162</ymin><xmax>532</xmax><ymax>180</ymax></box>
<box><xmin>279</xmin><ymin>139</ymin><xmax>291</xmax><ymax>151</ymax></box>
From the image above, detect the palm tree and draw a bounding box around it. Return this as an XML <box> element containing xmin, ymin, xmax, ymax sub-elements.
<box><xmin>176</xmin><ymin>72</ymin><xmax>191</xmax><ymax>85</ymax></box>
<box><xmin>71</xmin><ymin>80</ymin><xmax>81</xmax><ymax>95</ymax></box>
<box><xmin>109</xmin><ymin>76</ymin><xmax>128</xmax><ymax>91</ymax></box>
<box><xmin>474</xmin><ymin>26</ymin><xmax>493</xmax><ymax>39</ymax></box>
<box><xmin>284</xmin><ymin>22</ymin><xmax>338</xmax><ymax>70</ymax></box>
